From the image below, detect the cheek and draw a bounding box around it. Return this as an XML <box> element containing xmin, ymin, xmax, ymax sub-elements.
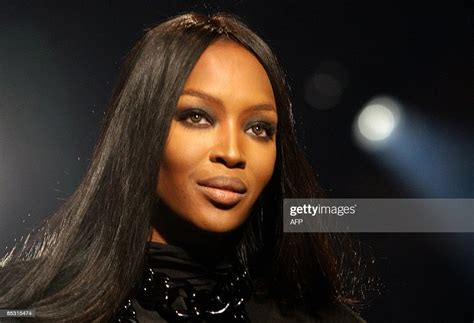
<box><xmin>249</xmin><ymin>144</ymin><xmax>277</xmax><ymax>193</ymax></box>
<box><xmin>157</xmin><ymin>125</ymin><xmax>210</xmax><ymax>192</ymax></box>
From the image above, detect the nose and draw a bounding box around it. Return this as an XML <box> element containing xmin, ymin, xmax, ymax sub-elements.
<box><xmin>209</xmin><ymin>123</ymin><xmax>246</xmax><ymax>169</ymax></box>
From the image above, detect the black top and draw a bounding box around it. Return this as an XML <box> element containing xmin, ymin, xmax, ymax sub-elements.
<box><xmin>113</xmin><ymin>242</ymin><xmax>366</xmax><ymax>322</ymax></box>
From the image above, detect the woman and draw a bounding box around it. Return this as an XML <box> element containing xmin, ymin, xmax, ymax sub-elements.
<box><xmin>0</xmin><ymin>12</ymin><xmax>368</xmax><ymax>322</ymax></box>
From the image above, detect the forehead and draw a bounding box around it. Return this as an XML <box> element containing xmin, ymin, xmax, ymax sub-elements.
<box><xmin>182</xmin><ymin>39</ymin><xmax>276</xmax><ymax>106</ymax></box>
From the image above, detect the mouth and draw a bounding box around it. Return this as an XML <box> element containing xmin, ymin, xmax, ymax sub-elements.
<box><xmin>197</xmin><ymin>176</ymin><xmax>247</xmax><ymax>208</ymax></box>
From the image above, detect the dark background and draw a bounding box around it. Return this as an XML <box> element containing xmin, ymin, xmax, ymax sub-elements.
<box><xmin>0</xmin><ymin>1</ymin><xmax>472</xmax><ymax>322</ymax></box>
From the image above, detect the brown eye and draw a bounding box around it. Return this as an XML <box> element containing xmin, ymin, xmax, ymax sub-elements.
<box><xmin>252</xmin><ymin>125</ymin><xmax>264</xmax><ymax>136</ymax></box>
<box><xmin>190</xmin><ymin>113</ymin><xmax>202</xmax><ymax>123</ymax></box>
<box><xmin>177</xmin><ymin>108</ymin><xmax>213</xmax><ymax>126</ymax></box>
<box><xmin>246</xmin><ymin>121</ymin><xmax>276</xmax><ymax>140</ymax></box>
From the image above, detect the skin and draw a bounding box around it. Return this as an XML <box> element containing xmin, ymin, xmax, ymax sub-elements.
<box><xmin>150</xmin><ymin>39</ymin><xmax>277</xmax><ymax>250</ymax></box>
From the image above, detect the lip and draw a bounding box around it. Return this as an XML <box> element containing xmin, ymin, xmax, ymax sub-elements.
<box><xmin>197</xmin><ymin>176</ymin><xmax>247</xmax><ymax>207</ymax></box>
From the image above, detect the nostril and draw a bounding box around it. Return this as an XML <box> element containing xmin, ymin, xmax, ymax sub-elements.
<box><xmin>215</xmin><ymin>156</ymin><xmax>246</xmax><ymax>169</ymax></box>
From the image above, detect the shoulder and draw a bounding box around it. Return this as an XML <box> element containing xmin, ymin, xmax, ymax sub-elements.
<box><xmin>127</xmin><ymin>297</ymin><xmax>366</xmax><ymax>323</ymax></box>
<box><xmin>246</xmin><ymin>296</ymin><xmax>366</xmax><ymax>323</ymax></box>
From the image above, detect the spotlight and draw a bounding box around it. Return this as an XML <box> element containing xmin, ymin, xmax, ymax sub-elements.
<box><xmin>353</xmin><ymin>96</ymin><xmax>402</xmax><ymax>149</ymax></box>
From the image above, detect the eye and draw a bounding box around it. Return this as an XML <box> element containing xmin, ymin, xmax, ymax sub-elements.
<box><xmin>246</xmin><ymin>122</ymin><xmax>276</xmax><ymax>140</ymax></box>
<box><xmin>189</xmin><ymin>112</ymin><xmax>204</xmax><ymax>124</ymax></box>
<box><xmin>176</xmin><ymin>108</ymin><xmax>213</xmax><ymax>126</ymax></box>
<box><xmin>251</xmin><ymin>125</ymin><xmax>264</xmax><ymax>136</ymax></box>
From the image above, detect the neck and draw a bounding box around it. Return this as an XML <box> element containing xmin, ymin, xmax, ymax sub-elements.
<box><xmin>149</xmin><ymin>201</ymin><xmax>241</xmax><ymax>263</ymax></box>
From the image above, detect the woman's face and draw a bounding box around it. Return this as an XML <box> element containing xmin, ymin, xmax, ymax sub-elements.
<box><xmin>156</xmin><ymin>39</ymin><xmax>277</xmax><ymax>233</ymax></box>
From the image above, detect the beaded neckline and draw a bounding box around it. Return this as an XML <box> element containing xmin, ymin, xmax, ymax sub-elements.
<box><xmin>113</xmin><ymin>242</ymin><xmax>253</xmax><ymax>322</ymax></box>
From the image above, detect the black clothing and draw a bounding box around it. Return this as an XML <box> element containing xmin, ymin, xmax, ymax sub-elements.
<box><xmin>113</xmin><ymin>242</ymin><xmax>365</xmax><ymax>322</ymax></box>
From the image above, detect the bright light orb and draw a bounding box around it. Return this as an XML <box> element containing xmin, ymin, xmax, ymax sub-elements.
<box><xmin>357</xmin><ymin>103</ymin><xmax>396</xmax><ymax>141</ymax></box>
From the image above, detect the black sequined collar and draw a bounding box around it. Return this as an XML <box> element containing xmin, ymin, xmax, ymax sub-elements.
<box><xmin>113</xmin><ymin>242</ymin><xmax>253</xmax><ymax>322</ymax></box>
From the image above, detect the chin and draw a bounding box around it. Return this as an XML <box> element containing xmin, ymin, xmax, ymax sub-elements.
<box><xmin>192</xmin><ymin>212</ymin><xmax>248</xmax><ymax>234</ymax></box>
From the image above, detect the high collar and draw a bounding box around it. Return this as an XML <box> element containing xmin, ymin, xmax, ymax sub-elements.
<box><xmin>113</xmin><ymin>242</ymin><xmax>253</xmax><ymax>322</ymax></box>
<box><xmin>144</xmin><ymin>241</ymin><xmax>235</xmax><ymax>291</ymax></box>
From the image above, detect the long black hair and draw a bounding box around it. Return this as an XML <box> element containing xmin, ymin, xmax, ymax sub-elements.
<box><xmin>0</xmin><ymin>12</ymin><xmax>371</xmax><ymax>321</ymax></box>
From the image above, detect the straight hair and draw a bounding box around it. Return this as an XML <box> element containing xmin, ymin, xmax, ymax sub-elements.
<box><xmin>0</xmin><ymin>12</ymin><xmax>370</xmax><ymax>321</ymax></box>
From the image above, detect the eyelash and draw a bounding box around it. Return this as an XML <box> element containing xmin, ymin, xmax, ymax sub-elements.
<box><xmin>176</xmin><ymin>108</ymin><xmax>276</xmax><ymax>140</ymax></box>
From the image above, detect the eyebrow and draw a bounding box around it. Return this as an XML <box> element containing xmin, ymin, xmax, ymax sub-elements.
<box><xmin>181</xmin><ymin>89</ymin><xmax>277</xmax><ymax>113</ymax></box>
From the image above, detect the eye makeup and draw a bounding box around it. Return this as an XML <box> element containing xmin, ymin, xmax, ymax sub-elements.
<box><xmin>175</xmin><ymin>106</ymin><xmax>277</xmax><ymax>140</ymax></box>
<box><xmin>175</xmin><ymin>108</ymin><xmax>215</xmax><ymax>127</ymax></box>
<box><xmin>245</xmin><ymin>120</ymin><xmax>277</xmax><ymax>140</ymax></box>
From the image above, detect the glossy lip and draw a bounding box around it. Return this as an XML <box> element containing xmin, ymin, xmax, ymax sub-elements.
<box><xmin>197</xmin><ymin>176</ymin><xmax>247</xmax><ymax>207</ymax></box>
